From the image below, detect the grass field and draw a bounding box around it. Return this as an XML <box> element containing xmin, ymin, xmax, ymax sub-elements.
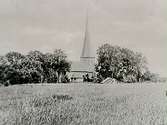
<box><xmin>0</xmin><ymin>82</ymin><xmax>166</xmax><ymax>125</ymax></box>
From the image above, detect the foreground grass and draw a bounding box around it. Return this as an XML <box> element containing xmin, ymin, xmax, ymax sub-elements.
<box><xmin>0</xmin><ymin>83</ymin><xmax>166</xmax><ymax>125</ymax></box>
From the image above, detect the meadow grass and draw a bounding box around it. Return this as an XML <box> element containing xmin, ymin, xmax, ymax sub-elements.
<box><xmin>0</xmin><ymin>82</ymin><xmax>166</xmax><ymax>125</ymax></box>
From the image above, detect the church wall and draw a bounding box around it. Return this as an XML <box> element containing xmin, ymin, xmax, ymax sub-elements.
<box><xmin>67</xmin><ymin>71</ymin><xmax>94</xmax><ymax>82</ymax></box>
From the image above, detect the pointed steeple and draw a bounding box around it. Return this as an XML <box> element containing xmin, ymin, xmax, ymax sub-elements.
<box><xmin>80</xmin><ymin>8</ymin><xmax>95</xmax><ymax>64</ymax></box>
<box><xmin>81</xmin><ymin>9</ymin><xmax>90</xmax><ymax>58</ymax></box>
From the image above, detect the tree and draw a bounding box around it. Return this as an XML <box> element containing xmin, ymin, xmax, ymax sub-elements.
<box><xmin>43</xmin><ymin>52</ymin><xmax>57</xmax><ymax>83</ymax></box>
<box><xmin>26</xmin><ymin>50</ymin><xmax>45</xmax><ymax>83</ymax></box>
<box><xmin>35</xmin><ymin>49</ymin><xmax>71</xmax><ymax>83</ymax></box>
<box><xmin>50</xmin><ymin>49</ymin><xmax>71</xmax><ymax>83</ymax></box>
<box><xmin>0</xmin><ymin>56</ymin><xmax>9</xmax><ymax>84</ymax></box>
<box><xmin>96</xmin><ymin>43</ymin><xmax>148</xmax><ymax>83</ymax></box>
<box><xmin>4</xmin><ymin>52</ymin><xmax>26</xmax><ymax>85</ymax></box>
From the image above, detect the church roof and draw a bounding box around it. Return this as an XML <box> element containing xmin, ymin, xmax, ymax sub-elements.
<box><xmin>71</xmin><ymin>61</ymin><xmax>94</xmax><ymax>73</ymax></box>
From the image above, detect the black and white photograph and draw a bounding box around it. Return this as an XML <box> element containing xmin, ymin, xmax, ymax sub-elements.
<box><xmin>0</xmin><ymin>0</ymin><xmax>166</xmax><ymax>124</ymax></box>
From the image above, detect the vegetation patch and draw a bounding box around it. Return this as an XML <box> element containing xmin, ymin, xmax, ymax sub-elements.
<box><xmin>0</xmin><ymin>83</ymin><xmax>166</xmax><ymax>125</ymax></box>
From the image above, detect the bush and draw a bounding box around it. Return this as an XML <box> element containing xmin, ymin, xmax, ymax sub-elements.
<box><xmin>61</xmin><ymin>75</ymin><xmax>70</xmax><ymax>83</ymax></box>
<box><xmin>123</xmin><ymin>74</ymin><xmax>137</xmax><ymax>83</ymax></box>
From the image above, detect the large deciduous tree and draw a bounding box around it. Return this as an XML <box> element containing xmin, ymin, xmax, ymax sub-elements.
<box><xmin>95</xmin><ymin>43</ymin><xmax>148</xmax><ymax>83</ymax></box>
<box><xmin>4</xmin><ymin>52</ymin><xmax>26</xmax><ymax>85</ymax></box>
<box><xmin>26</xmin><ymin>50</ymin><xmax>45</xmax><ymax>83</ymax></box>
<box><xmin>49</xmin><ymin>49</ymin><xmax>71</xmax><ymax>83</ymax></box>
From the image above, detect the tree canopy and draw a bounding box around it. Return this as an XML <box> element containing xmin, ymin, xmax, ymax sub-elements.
<box><xmin>95</xmin><ymin>43</ymin><xmax>150</xmax><ymax>83</ymax></box>
<box><xmin>0</xmin><ymin>49</ymin><xmax>71</xmax><ymax>85</ymax></box>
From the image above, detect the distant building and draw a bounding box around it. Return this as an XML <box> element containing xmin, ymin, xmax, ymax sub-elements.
<box><xmin>68</xmin><ymin>11</ymin><xmax>95</xmax><ymax>82</ymax></box>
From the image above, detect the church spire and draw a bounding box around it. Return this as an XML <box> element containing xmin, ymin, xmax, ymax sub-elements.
<box><xmin>81</xmin><ymin>9</ymin><xmax>91</xmax><ymax>58</ymax></box>
<box><xmin>80</xmin><ymin>8</ymin><xmax>95</xmax><ymax>64</ymax></box>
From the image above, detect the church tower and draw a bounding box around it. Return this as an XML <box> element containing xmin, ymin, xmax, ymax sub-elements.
<box><xmin>80</xmin><ymin>9</ymin><xmax>95</xmax><ymax>65</ymax></box>
<box><xmin>69</xmin><ymin>8</ymin><xmax>95</xmax><ymax>81</ymax></box>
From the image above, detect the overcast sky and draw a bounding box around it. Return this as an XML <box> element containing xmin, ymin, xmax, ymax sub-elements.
<box><xmin>0</xmin><ymin>0</ymin><xmax>166</xmax><ymax>76</ymax></box>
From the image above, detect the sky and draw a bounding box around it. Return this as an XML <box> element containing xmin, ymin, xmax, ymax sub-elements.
<box><xmin>0</xmin><ymin>0</ymin><xmax>166</xmax><ymax>76</ymax></box>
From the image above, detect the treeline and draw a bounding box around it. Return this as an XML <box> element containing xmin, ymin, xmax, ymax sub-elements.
<box><xmin>95</xmin><ymin>44</ymin><xmax>160</xmax><ymax>83</ymax></box>
<box><xmin>0</xmin><ymin>44</ymin><xmax>163</xmax><ymax>86</ymax></box>
<box><xmin>0</xmin><ymin>49</ymin><xmax>71</xmax><ymax>86</ymax></box>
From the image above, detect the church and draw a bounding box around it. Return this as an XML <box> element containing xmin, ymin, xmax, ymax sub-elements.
<box><xmin>68</xmin><ymin>12</ymin><xmax>95</xmax><ymax>82</ymax></box>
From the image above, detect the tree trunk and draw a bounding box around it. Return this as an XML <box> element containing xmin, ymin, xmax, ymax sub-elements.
<box><xmin>57</xmin><ymin>72</ymin><xmax>61</xmax><ymax>83</ymax></box>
